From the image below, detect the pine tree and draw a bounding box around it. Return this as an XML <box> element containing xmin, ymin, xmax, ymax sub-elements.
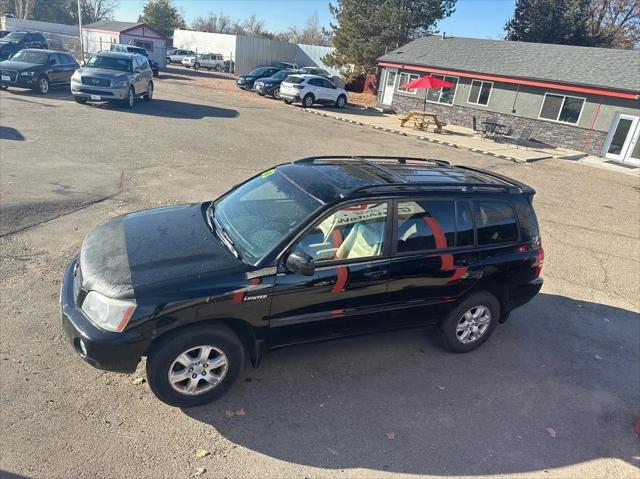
<box><xmin>138</xmin><ymin>0</ymin><xmax>185</xmax><ymax>38</ymax></box>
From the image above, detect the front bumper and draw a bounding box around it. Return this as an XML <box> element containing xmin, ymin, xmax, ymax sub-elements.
<box><xmin>0</xmin><ymin>73</ymin><xmax>37</xmax><ymax>89</ymax></box>
<box><xmin>70</xmin><ymin>80</ymin><xmax>128</xmax><ymax>100</ymax></box>
<box><xmin>60</xmin><ymin>258</ymin><xmax>148</xmax><ymax>373</ymax></box>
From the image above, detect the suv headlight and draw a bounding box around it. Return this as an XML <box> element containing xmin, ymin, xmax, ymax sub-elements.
<box><xmin>20</xmin><ymin>71</ymin><xmax>36</xmax><ymax>77</ymax></box>
<box><xmin>81</xmin><ymin>291</ymin><xmax>136</xmax><ymax>332</ymax></box>
<box><xmin>71</xmin><ymin>71</ymin><xmax>81</xmax><ymax>82</ymax></box>
<box><xmin>111</xmin><ymin>79</ymin><xmax>128</xmax><ymax>88</ymax></box>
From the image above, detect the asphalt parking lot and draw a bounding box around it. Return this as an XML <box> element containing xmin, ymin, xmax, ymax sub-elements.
<box><xmin>1</xmin><ymin>75</ymin><xmax>639</xmax><ymax>479</ymax></box>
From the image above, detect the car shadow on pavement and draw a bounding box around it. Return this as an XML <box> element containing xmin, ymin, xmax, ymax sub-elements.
<box><xmin>0</xmin><ymin>126</ymin><xmax>25</xmax><ymax>141</ymax></box>
<box><xmin>92</xmin><ymin>99</ymin><xmax>239</xmax><ymax>120</ymax></box>
<box><xmin>184</xmin><ymin>293</ymin><xmax>640</xmax><ymax>476</ymax></box>
<box><xmin>2</xmin><ymin>88</ymin><xmax>73</xmax><ymax>103</ymax></box>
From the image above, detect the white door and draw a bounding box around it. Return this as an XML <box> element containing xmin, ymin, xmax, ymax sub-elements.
<box><xmin>603</xmin><ymin>113</ymin><xmax>640</xmax><ymax>165</ymax></box>
<box><xmin>381</xmin><ymin>69</ymin><xmax>397</xmax><ymax>105</ymax></box>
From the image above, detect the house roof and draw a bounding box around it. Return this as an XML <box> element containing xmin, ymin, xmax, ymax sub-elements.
<box><xmin>84</xmin><ymin>20</ymin><xmax>166</xmax><ymax>38</ymax></box>
<box><xmin>378</xmin><ymin>35</ymin><xmax>640</xmax><ymax>93</ymax></box>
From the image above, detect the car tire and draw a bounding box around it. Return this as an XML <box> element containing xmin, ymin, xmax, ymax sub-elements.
<box><xmin>146</xmin><ymin>324</ymin><xmax>245</xmax><ymax>408</ymax></box>
<box><xmin>215</xmin><ymin>64</ymin><xmax>221</xmax><ymax>72</ymax></box>
<box><xmin>283</xmin><ymin>99</ymin><xmax>293</xmax><ymax>104</ymax></box>
<box><xmin>36</xmin><ymin>75</ymin><xmax>49</xmax><ymax>95</ymax></box>
<box><xmin>194</xmin><ymin>62</ymin><xmax>200</xmax><ymax>70</ymax></box>
<box><xmin>303</xmin><ymin>94</ymin><xmax>314</xmax><ymax>108</ymax></box>
<box><xmin>144</xmin><ymin>82</ymin><xmax>153</xmax><ymax>101</ymax></box>
<box><xmin>0</xmin><ymin>85</ymin><xmax>8</xmax><ymax>91</ymax></box>
<box><xmin>272</xmin><ymin>87</ymin><xmax>280</xmax><ymax>100</ymax></box>
<box><xmin>335</xmin><ymin>95</ymin><xmax>347</xmax><ymax>108</ymax></box>
<box><xmin>74</xmin><ymin>96</ymin><xmax>87</xmax><ymax>104</ymax></box>
<box><xmin>438</xmin><ymin>291</ymin><xmax>500</xmax><ymax>353</ymax></box>
<box><xmin>166</xmin><ymin>57</ymin><xmax>171</xmax><ymax>65</ymax></box>
<box><xmin>124</xmin><ymin>86</ymin><xmax>135</xmax><ymax>109</ymax></box>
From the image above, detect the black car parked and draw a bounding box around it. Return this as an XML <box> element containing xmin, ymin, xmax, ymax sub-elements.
<box><xmin>254</xmin><ymin>69</ymin><xmax>297</xmax><ymax>99</ymax></box>
<box><xmin>60</xmin><ymin>156</ymin><xmax>544</xmax><ymax>407</ymax></box>
<box><xmin>0</xmin><ymin>49</ymin><xmax>78</xmax><ymax>94</ymax></box>
<box><xmin>236</xmin><ymin>66</ymin><xmax>281</xmax><ymax>90</ymax></box>
<box><xmin>0</xmin><ymin>31</ymin><xmax>48</xmax><ymax>60</ymax></box>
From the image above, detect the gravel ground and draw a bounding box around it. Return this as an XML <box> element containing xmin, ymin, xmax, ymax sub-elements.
<box><xmin>0</xmin><ymin>78</ymin><xmax>639</xmax><ymax>479</ymax></box>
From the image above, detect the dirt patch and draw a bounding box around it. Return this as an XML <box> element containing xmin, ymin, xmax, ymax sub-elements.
<box><xmin>348</xmin><ymin>92</ymin><xmax>377</xmax><ymax>108</ymax></box>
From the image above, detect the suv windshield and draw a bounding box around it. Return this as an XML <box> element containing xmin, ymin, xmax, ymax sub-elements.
<box><xmin>214</xmin><ymin>169</ymin><xmax>321</xmax><ymax>263</ymax></box>
<box><xmin>272</xmin><ymin>70</ymin><xmax>292</xmax><ymax>80</ymax></box>
<box><xmin>248</xmin><ymin>67</ymin><xmax>269</xmax><ymax>76</ymax></box>
<box><xmin>6</xmin><ymin>32</ymin><xmax>26</xmax><ymax>41</ymax></box>
<box><xmin>11</xmin><ymin>49</ymin><xmax>48</xmax><ymax>64</ymax></box>
<box><xmin>87</xmin><ymin>55</ymin><xmax>132</xmax><ymax>72</ymax></box>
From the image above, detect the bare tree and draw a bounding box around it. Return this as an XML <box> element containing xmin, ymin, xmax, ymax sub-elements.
<box><xmin>287</xmin><ymin>13</ymin><xmax>332</xmax><ymax>45</ymax></box>
<box><xmin>81</xmin><ymin>0</ymin><xmax>118</xmax><ymax>23</ymax></box>
<box><xmin>191</xmin><ymin>11</ymin><xmax>232</xmax><ymax>33</ymax></box>
<box><xmin>14</xmin><ymin>0</ymin><xmax>35</xmax><ymax>18</ymax></box>
<box><xmin>588</xmin><ymin>0</ymin><xmax>640</xmax><ymax>48</ymax></box>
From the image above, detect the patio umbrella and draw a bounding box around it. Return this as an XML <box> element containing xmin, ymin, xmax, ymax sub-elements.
<box><xmin>400</xmin><ymin>75</ymin><xmax>455</xmax><ymax>113</ymax></box>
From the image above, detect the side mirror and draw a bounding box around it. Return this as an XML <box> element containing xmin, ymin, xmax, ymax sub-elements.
<box><xmin>285</xmin><ymin>251</ymin><xmax>315</xmax><ymax>276</ymax></box>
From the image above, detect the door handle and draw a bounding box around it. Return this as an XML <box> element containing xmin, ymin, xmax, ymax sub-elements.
<box><xmin>363</xmin><ymin>268</ymin><xmax>388</xmax><ymax>279</ymax></box>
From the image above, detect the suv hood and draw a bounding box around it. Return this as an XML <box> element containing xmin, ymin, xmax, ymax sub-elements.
<box><xmin>79</xmin><ymin>204</ymin><xmax>244</xmax><ymax>299</ymax></box>
<box><xmin>78</xmin><ymin>67</ymin><xmax>130</xmax><ymax>80</ymax></box>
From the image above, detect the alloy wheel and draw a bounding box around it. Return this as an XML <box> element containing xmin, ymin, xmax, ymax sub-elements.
<box><xmin>456</xmin><ymin>306</ymin><xmax>491</xmax><ymax>344</ymax></box>
<box><xmin>168</xmin><ymin>345</ymin><xmax>229</xmax><ymax>396</ymax></box>
<box><xmin>39</xmin><ymin>77</ymin><xmax>49</xmax><ymax>94</ymax></box>
<box><xmin>128</xmin><ymin>88</ymin><xmax>134</xmax><ymax>107</ymax></box>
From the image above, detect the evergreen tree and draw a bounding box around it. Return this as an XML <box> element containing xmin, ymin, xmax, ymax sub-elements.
<box><xmin>138</xmin><ymin>0</ymin><xmax>185</xmax><ymax>38</ymax></box>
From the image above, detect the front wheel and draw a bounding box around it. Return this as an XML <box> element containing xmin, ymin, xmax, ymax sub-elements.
<box><xmin>166</xmin><ymin>57</ymin><xmax>171</xmax><ymax>65</ymax></box>
<box><xmin>0</xmin><ymin>85</ymin><xmax>8</xmax><ymax>91</ymax></box>
<box><xmin>193</xmin><ymin>62</ymin><xmax>200</xmax><ymax>71</ymax></box>
<box><xmin>123</xmin><ymin>86</ymin><xmax>135</xmax><ymax>109</ymax></box>
<box><xmin>74</xmin><ymin>96</ymin><xmax>87</xmax><ymax>104</ymax></box>
<box><xmin>144</xmin><ymin>82</ymin><xmax>153</xmax><ymax>101</ymax></box>
<box><xmin>335</xmin><ymin>95</ymin><xmax>347</xmax><ymax>108</ymax></box>
<box><xmin>36</xmin><ymin>75</ymin><xmax>49</xmax><ymax>95</ymax></box>
<box><xmin>146</xmin><ymin>325</ymin><xmax>245</xmax><ymax>407</ymax></box>
<box><xmin>438</xmin><ymin>292</ymin><xmax>500</xmax><ymax>353</ymax></box>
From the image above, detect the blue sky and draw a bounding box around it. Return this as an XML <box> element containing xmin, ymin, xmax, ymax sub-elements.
<box><xmin>117</xmin><ymin>0</ymin><xmax>516</xmax><ymax>40</ymax></box>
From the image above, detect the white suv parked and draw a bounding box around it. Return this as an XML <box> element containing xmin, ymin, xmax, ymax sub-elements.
<box><xmin>280</xmin><ymin>74</ymin><xmax>348</xmax><ymax>108</ymax></box>
<box><xmin>182</xmin><ymin>53</ymin><xmax>225</xmax><ymax>71</ymax></box>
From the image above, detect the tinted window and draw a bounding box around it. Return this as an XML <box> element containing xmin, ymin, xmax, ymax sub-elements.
<box><xmin>475</xmin><ymin>200</ymin><xmax>518</xmax><ymax>245</ymax></box>
<box><xmin>456</xmin><ymin>201</ymin><xmax>474</xmax><ymax>247</ymax></box>
<box><xmin>295</xmin><ymin>203</ymin><xmax>388</xmax><ymax>261</ymax></box>
<box><xmin>140</xmin><ymin>59</ymin><xmax>150</xmax><ymax>70</ymax></box>
<box><xmin>513</xmin><ymin>197</ymin><xmax>540</xmax><ymax>245</ymax></box>
<box><xmin>308</xmin><ymin>78</ymin><xmax>322</xmax><ymax>86</ymax></box>
<box><xmin>321</xmin><ymin>79</ymin><xmax>335</xmax><ymax>88</ymax></box>
<box><xmin>6</xmin><ymin>32</ymin><xmax>26</xmax><ymax>41</ymax></box>
<box><xmin>48</xmin><ymin>53</ymin><xmax>58</xmax><ymax>65</ymax></box>
<box><xmin>397</xmin><ymin>200</ymin><xmax>456</xmax><ymax>252</ymax></box>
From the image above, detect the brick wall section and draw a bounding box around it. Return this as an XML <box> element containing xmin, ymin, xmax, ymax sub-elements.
<box><xmin>383</xmin><ymin>95</ymin><xmax>607</xmax><ymax>156</ymax></box>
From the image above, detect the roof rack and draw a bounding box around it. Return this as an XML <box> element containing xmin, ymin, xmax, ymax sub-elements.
<box><xmin>293</xmin><ymin>155</ymin><xmax>451</xmax><ymax>168</ymax></box>
<box><xmin>349</xmin><ymin>182</ymin><xmax>522</xmax><ymax>196</ymax></box>
<box><xmin>454</xmin><ymin>165</ymin><xmax>536</xmax><ymax>195</ymax></box>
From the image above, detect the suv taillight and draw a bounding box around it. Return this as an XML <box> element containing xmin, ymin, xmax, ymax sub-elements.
<box><xmin>535</xmin><ymin>247</ymin><xmax>545</xmax><ymax>278</ymax></box>
<box><xmin>293</xmin><ymin>84</ymin><xmax>304</xmax><ymax>90</ymax></box>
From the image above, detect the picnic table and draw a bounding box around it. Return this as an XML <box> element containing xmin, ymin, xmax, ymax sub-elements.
<box><xmin>399</xmin><ymin>110</ymin><xmax>448</xmax><ymax>133</ymax></box>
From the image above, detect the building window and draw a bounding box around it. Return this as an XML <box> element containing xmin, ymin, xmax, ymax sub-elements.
<box><xmin>425</xmin><ymin>74</ymin><xmax>458</xmax><ymax>105</ymax></box>
<box><xmin>134</xmin><ymin>40</ymin><xmax>154</xmax><ymax>51</ymax></box>
<box><xmin>468</xmin><ymin>80</ymin><xmax>492</xmax><ymax>106</ymax></box>
<box><xmin>538</xmin><ymin>93</ymin><xmax>585</xmax><ymax>125</ymax></box>
<box><xmin>398</xmin><ymin>72</ymin><xmax>419</xmax><ymax>94</ymax></box>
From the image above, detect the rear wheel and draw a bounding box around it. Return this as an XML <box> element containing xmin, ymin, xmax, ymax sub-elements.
<box><xmin>272</xmin><ymin>87</ymin><xmax>281</xmax><ymax>100</ymax></box>
<box><xmin>36</xmin><ymin>75</ymin><xmax>49</xmax><ymax>95</ymax></box>
<box><xmin>166</xmin><ymin>57</ymin><xmax>171</xmax><ymax>65</ymax></box>
<box><xmin>283</xmin><ymin>98</ymin><xmax>293</xmax><ymax>104</ymax></box>
<box><xmin>303</xmin><ymin>94</ymin><xmax>314</xmax><ymax>108</ymax></box>
<box><xmin>438</xmin><ymin>292</ymin><xmax>500</xmax><ymax>353</ymax></box>
<box><xmin>146</xmin><ymin>324</ymin><xmax>245</xmax><ymax>407</ymax></box>
<box><xmin>74</xmin><ymin>96</ymin><xmax>87</xmax><ymax>104</ymax></box>
<box><xmin>194</xmin><ymin>62</ymin><xmax>200</xmax><ymax>71</ymax></box>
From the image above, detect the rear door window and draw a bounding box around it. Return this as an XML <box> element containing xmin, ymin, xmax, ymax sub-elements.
<box><xmin>396</xmin><ymin>200</ymin><xmax>472</xmax><ymax>252</ymax></box>
<box><xmin>474</xmin><ymin>200</ymin><xmax>518</xmax><ymax>245</ymax></box>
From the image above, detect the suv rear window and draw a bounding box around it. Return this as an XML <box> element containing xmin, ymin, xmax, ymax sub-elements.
<box><xmin>396</xmin><ymin>200</ymin><xmax>473</xmax><ymax>252</ymax></box>
<box><xmin>474</xmin><ymin>200</ymin><xmax>518</xmax><ymax>245</ymax></box>
<box><xmin>285</xmin><ymin>76</ymin><xmax>305</xmax><ymax>84</ymax></box>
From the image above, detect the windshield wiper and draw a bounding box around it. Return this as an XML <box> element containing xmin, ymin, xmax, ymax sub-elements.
<box><xmin>211</xmin><ymin>213</ymin><xmax>239</xmax><ymax>259</ymax></box>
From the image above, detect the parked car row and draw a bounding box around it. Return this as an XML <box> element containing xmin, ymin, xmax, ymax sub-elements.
<box><xmin>0</xmin><ymin>31</ymin><xmax>48</xmax><ymax>61</ymax></box>
<box><xmin>0</xmin><ymin>47</ymin><xmax>154</xmax><ymax>109</ymax></box>
<box><xmin>235</xmin><ymin>63</ymin><xmax>348</xmax><ymax>109</ymax></box>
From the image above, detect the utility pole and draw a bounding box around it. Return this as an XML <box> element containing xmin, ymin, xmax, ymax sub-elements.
<box><xmin>77</xmin><ymin>0</ymin><xmax>84</xmax><ymax>64</ymax></box>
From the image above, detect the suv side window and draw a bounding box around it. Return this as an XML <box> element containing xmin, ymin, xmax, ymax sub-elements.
<box><xmin>140</xmin><ymin>59</ymin><xmax>150</xmax><ymax>70</ymax></box>
<box><xmin>48</xmin><ymin>53</ymin><xmax>59</xmax><ymax>66</ymax></box>
<box><xmin>474</xmin><ymin>200</ymin><xmax>518</xmax><ymax>245</ymax></box>
<box><xmin>321</xmin><ymin>78</ymin><xmax>335</xmax><ymax>89</ymax></box>
<box><xmin>294</xmin><ymin>202</ymin><xmax>388</xmax><ymax>262</ymax></box>
<box><xmin>397</xmin><ymin>200</ymin><xmax>462</xmax><ymax>252</ymax></box>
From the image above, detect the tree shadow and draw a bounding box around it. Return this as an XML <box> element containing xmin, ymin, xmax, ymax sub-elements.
<box><xmin>89</xmin><ymin>99</ymin><xmax>239</xmax><ymax>120</ymax></box>
<box><xmin>163</xmin><ymin>65</ymin><xmax>235</xmax><ymax>81</ymax></box>
<box><xmin>183</xmin><ymin>293</ymin><xmax>639</xmax><ymax>476</ymax></box>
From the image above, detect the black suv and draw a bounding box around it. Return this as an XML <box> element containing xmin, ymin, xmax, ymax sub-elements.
<box><xmin>60</xmin><ymin>156</ymin><xmax>544</xmax><ymax>407</ymax></box>
<box><xmin>0</xmin><ymin>31</ymin><xmax>48</xmax><ymax>60</ymax></box>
